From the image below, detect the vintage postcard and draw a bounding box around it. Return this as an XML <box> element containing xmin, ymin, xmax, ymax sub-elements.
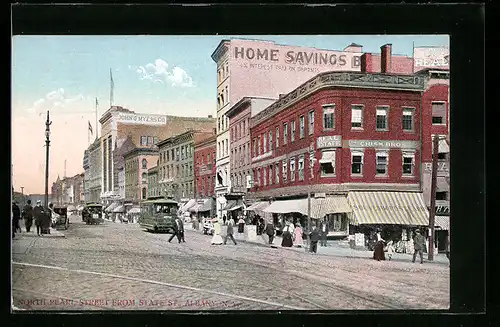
<box><xmin>12</xmin><ymin>34</ymin><xmax>450</xmax><ymax>311</ymax></box>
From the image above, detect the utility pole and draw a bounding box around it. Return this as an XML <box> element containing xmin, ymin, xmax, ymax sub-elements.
<box><xmin>428</xmin><ymin>135</ymin><xmax>439</xmax><ymax>261</ymax></box>
<box><xmin>44</xmin><ymin>110</ymin><xmax>52</xmax><ymax>210</ymax></box>
<box><xmin>307</xmin><ymin>190</ymin><xmax>311</xmax><ymax>252</ymax></box>
<box><xmin>20</xmin><ymin>187</ymin><xmax>25</xmax><ymax>206</ymax></box>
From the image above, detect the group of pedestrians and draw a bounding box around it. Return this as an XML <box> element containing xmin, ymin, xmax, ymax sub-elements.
<box><xmin>210</xmin><ymin>216</ymin><xmax>237</xmax><ymax>246</ymax></box>
<box><xmin>12</xmin><ymin>200</ymin><xmax>47</xmax><ymax>238</ymax></box>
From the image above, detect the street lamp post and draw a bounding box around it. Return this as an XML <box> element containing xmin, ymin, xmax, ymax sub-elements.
<box><xmin>44</xmin><ymin>110</ymin><xmax>52</xmax><ymax>210</ymax></box>
<box><xmin>20</xmin><ymin>186</ymin><xmax>25</xmax><ymax>206</ymax></box>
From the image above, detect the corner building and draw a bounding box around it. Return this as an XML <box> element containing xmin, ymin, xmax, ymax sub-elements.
<box><xmin>249</xmin><ymin>70</ymin><xmax>430</xmax><ymax>238</ymax></box>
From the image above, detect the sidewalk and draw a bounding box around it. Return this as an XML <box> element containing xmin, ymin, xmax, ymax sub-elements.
<box><xmin>14</xmin><ymin>228</ymin><xmax>65</xmax><ymax>239</ymax></box>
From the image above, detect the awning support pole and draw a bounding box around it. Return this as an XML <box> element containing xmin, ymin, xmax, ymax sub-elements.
<box><xmin>307</xmin><ymin>191</ymin><xmax>311</xmax><ymax>252</ymax></box>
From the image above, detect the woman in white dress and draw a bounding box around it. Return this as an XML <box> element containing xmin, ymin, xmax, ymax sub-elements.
<box><xmin>211</xmin><ymin>219</ymin><xmax>224</xmax><ymax>245</ymax></box>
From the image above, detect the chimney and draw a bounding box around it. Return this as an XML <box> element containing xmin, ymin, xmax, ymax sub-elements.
<box><xmin>208</xmin><ymin>114</ymin><xmax>213</xmax><ymax>118</ymax></box>
<box><xmin>360</xmin><ymin>53</ymin><xmax>368</xmax><ymax>73</ymax></box>
<box><xmin>380</xmin><ymin>44</ymin><xmax>392</xmax><ymax>73</ymax></box>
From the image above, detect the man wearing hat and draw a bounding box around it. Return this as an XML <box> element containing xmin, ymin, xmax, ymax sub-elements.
<box><xmin>33</xmin><ymin>200</ymin><xmax>45</xmax><ymax>236</ymax></box>
<box><xmin>412</xmin><ymin>229</ymin><xmax>425</xmax><ymax>264</ymax></box>
<box><xmin>12</xmin><ymin>202</ymin><xmax>21</xmax><ymax>239</ymax></box>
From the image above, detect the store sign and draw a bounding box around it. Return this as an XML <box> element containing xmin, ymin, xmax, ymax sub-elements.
<box><xmin>116</xmin><ymin>113</ymin><xmax>167</xmax><ymax>125</ymax></box>
<box><xmin>424</xmin><ymin>162</ymin><xmax>449</xmax><ymax>173</ymax></box>
<box><xmin>348</xmin><ymin>139</ymin><xmax>419</xmax><ymax>149</ymax></box>
<box><xmin>413</xmin><ymin>46</ymin><xmax>450</xmax><ymax>71</ymax></box>
<box><xmin>435</xmin><ymin>200</ymin><xmax>450</xmax><ymax>216</ymax></box>
<box><xmin>317</xmin><ymin>136</ymin><xmax>342</xmax><ymax>149</ymax></box>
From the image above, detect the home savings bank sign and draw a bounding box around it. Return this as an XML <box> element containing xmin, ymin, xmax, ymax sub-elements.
<box><xmin>117</xmin><ymin>113</ymin><xmax>167</xmax><ymax>125</ymax></box>
<box><xmin>231</xmin><ymin>41</ymin><xmax>362</xmax><ymax>73</ymax></box>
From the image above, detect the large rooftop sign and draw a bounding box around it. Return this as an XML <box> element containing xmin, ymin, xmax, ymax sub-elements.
<box><xmin>413</xmin><ymin>46</ymin><xmax>449</xmax><ymax>72</ymax></box>
<box><xmin>116</xmin><ymin>113</ymin><xmax>167</xmax><ymax>125</ymax></box>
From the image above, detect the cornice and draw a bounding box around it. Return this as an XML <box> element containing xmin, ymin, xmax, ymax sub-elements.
<box><xmin>211</xmin><ymin>39</ymin><xmax>230</xmax><ymax>63</ymax></box>
<box><xmin>251</xmin><ymin>71</ymin><xmax>427</xmax><ymax>128</ymax></box>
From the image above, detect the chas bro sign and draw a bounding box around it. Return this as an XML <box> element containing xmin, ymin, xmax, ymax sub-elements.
<box><xmin>233</xmin><ymin>46</ymin><xmax>361</xmax><ymax>68</ymax></box>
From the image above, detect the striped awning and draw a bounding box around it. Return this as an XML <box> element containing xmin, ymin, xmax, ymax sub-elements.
<box><xmin>113</xmin><ymin>205</ymin><xmax>125</xmax><ymax>213</ymax></box>
<box><xmin>347</xmin><ymin>191</ymin><xmax>429</xmax><ymax>226</ymax></box>
<box><xmin>180</xmin><ymin>199</ymin><xmax>197</xmax><ymax>212</ymax></box>
<box><xmin>105</xmin><ymin>202</ymin><xmax>119</xmax><ymax>213</ymax></box>
<box><xmin>246</xmin><ymin>201</ymin><xmax>271</xmax><ymax>212</ymax></box>
<box><xmin>439</xmin><ymin>139</ymin><xmax>450</xmax><ymax>154</ymax></box>
<box><xmin>310</xmin><ymin>196</ymin><xmax>352</xmax><ymax>219</ymax></box>
<box><xmin>263</xmin><ymin>199</ymin><xmax>308</xmax><ymax>215</ymax></box>
<box><xmin>435</xmin><ymin>216</ymin><xmax>449</xmax><ymax>230</ymax></box>
<box><xmin>190</xmin><ymin>199</ymin><xmax>213</xmax><ymax>213</ymax></box>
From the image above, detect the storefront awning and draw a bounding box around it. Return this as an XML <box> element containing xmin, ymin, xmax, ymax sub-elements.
<box><xmin>228</xmin><ymin>204</ymin><xmax>243</xmax><ymax>211</ymax></box>
<box><xmin>435</xmin><ymin>216</ymin><xmax>449</xmax><ymax>230</ymax></box>
<box><xmin>113</xmin><ymin>205</ymin><xmax>125</xmax><ymax>213</ymax></box>
<box><xmin>263</xmin><ymin>199</ymin><xmax>308</xmax><ymax>215</ymax></box>
<box><xmin>105</xmin><ymin>202</ymin><xmax>119</xmax><ymax>213</ymax></box>
<box><xmin>190</xmin><ymin>198</ymin><xmax>213</xmax><ymax>213</ymax></box>
<box><xmin>180</xmin><ymin>199</ymin><xmax>197</xmax><ymax>212</ymax></box>
<box><xmin>347</xmin><ymin>191</ymin><xmax>429</xmax><ymax>226</ymax></box>
<box><xmin>439</xmin><ymin>139</ymin><xmax>450</xmax><ymax>154</ymax></box>
<box><xmin>310</xmin><ymin>196</ymin><xmax>352</xmax><ymax>219</ymax></box>
<box><xmin>246</xmin><ymin>201</ymin><xmax>271</xmax><ymax>212</ymax></box>
<box><xmin>128</xmin><ymin>207</ymin><xmax>141</xmax><ymax>214</ymax></box>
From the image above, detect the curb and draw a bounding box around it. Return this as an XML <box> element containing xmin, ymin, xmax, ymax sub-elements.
<box><xmin>21</xmin><ymin>228</ymin><xmax>65</xmax><ymax>238</ymax></box>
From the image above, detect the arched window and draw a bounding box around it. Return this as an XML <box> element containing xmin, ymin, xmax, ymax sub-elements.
<box><xmin>142</xmin><ymin>159</ymin><xmax>147</xmax><ymax>169</ymax></box>
<box><xmin>142</xmin><ymin>187</ymin><xmax>147</xmax><ymax>199</ymax></box>
<box><xmin>142</xmin><ymin>173</ymin><xmax>147</xmax><ymax>184</ymax></box>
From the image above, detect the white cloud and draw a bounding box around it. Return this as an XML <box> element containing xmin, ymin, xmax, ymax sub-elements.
<box><xmin>27</xmin><ymin>88</ymin><xmax>86</xmax><ymax>115</ymax></box>
<box><xmin>130</xmin><ymin>59</ymin><xmax>195</xmax><ymax>87</ymax></box>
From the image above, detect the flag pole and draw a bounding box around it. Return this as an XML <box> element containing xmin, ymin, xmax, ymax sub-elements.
<box><xmin>412</xmin><ymin>41</ymin><xmax>415</xmax><ymax>74</ymax></box>
<box><xmin>95</xmin><ymin>97</ymin><xmax>99</xmax><ymax>140</ymax></box>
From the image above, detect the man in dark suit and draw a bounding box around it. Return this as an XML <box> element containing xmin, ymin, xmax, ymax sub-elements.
<box><xmin>412</xmin><ymin>229</ymin><xmax>425</xmax><ymax>264</ymax></box>
<box><xmin>265</xmin><ymin>221</ymin><xmax>275</xmax><ymax>244</ymax></box>
<box><xmin>168</xmin><ymin>217</ymin><xmax>184</xmax><ymax>243</ymax></box>
<box><xmin>178</xmin><ymin>217</ymin><xmax>185</xmax><ymax>242</ymax></box>
<box><xmin>12</xmin><ymin>202</ymin><xmax>21</xmax><ymax>239</ymax></box>
<box><xmin>309</xmin><ymin>226</ymin><xmax>321</xmax><ymax>253</ymax></box>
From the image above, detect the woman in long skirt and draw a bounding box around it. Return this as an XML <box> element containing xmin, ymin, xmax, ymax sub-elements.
<box><xmin>281</xmin><ymin>222</ymin><xmax>294</xmax><ymax>247</ymax></box>
<box><xmin>237</xmin><ymin>216</ymin><xmax>245</xmax><ymax>233</ymax></box>
<box><xmin>373</xmin><ymin>230</ymin><xmax>386</xmax><ymax>261</ymax></box>
<box><xmin>294</xmin><ymin>223</ymin><xmax>304</xmax><ymax>247</ymax></box>
<box><xmin>211</xmin><ymin>219</ymin><xmax>224</xmax><ymax>245</ymax></box>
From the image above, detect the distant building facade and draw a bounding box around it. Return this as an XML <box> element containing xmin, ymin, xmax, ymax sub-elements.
<box><xmin>147</xmin><ymin>165</ymin><xmax>160</xmax><ymax>198</ymax></box>
<box><xmin>124</xmin><ymin>147</ymin><xmax>159</xmax><ymax>203</ymax></box>
<box><xmin>194</xmin><ymin>134</ymin><xmax>217</xmax><ymax>199</ymax></box>
<box><xmin>87</xmin><ymin>137</ymin><xmax>102</xmax><ymax>203</ymax></box>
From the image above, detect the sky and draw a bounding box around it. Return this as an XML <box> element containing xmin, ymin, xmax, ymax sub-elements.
<box><xmin>11</xmin><ymin>34</ymin><xmax>449</xmax><ymax>194</ymax></box>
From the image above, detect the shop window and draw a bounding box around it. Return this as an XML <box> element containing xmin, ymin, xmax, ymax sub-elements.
<box><xmin>351</xmin><ymin>152</ymin><xmax>364</xmax><ymax>175</ymax></box>
<box><xmin>298</xmin><ymin>155</ymin><xmax>305</xmax><ymax>181</ymax></box>
<box><xmin>320</xmin><ymin>150</ymin><xmax>336</xmax><ymax>176</ymax></box>
<box><xmin>376</xmin><ymin>152</ymin><xmax>388</xmax><ymax>176</ymax></box>
<box><xmin>402</xmin><ymin>153</ymin><xmax>415</xmax><ymax>175</ymax></box>
<box><xmin>436</xmin><ymin>192</ymin><xmax>448</xmax><ymax>201</ymax></box>
<box><xmin>299</xmin><ymin>115</ymin><xmax>305</xmax><ymax>139</ymax></box>
<box><xmin>376</xmin><ymin>107</ymin><xmax>389</xmax><ymax>131</ymax></box>
<box><xmin>308</xmin><ymin>110</ymin><xmax>315</xmax><ymax>135</ymax></box>
<box><xmin>351</xmin><ymin>105</ymin><xmax>364</xmax><ymax>129</ymax></box>
<box><xmin>275</xmin><ymin>127</ymin><xmax>280</xmax><ymax>148</ymax></box>
<box><xmin>323</xmin><ymin>105</ymin><xmax>335</xmax><ymax>130</ymax></box>
<box><xmin>432</xmin><ymin>102</ymin><xmax>447</xmax><ymax>125</ymax></box>
<box><xmin>269</xmin><ymin>165</ymin><xmax>273</xmax><ymax>185</ymax></box>
<box><xmin>291</xmin><ymin>120</ymin><xmax>296</xmax><ymax>142</ymax></box>
<box><xmin>141</xmin><ymin>136</ymin><xmax>147</xmax><ymax>146</ymax></box>
<box><xmin>282</xmin><ymin>160</ymin><xmax>288</xmax><ymax>183</ymax></box>
<box><xmin>283</xmin><ymin>123</ymin><xmax>288</xmax><ymax>145</ymax></box>
<box><xmin>290</xmin><ymin>157</ymin><xmax>296</xmax><ymax>182</ymax></box>
<box><xmin>275</xmin><ymin>162</ymin><xmax>280</xmax><ymax>184</ymax></box>
<box><xmin>402</xmin><ymin>108</ymin><xmax>414</xmax><ymax>131</ymax></box>
<box><xmin>142</xmin><ymin>159</ymin><xmax>147</xmax><ymax>169</ymax></box>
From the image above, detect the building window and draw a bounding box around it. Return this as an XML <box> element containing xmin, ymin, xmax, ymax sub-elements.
<box><xmin>307</xmin><ymin>110</ymin><xmax>314</xmax><ymax>135</ymax></box>
<box><xmin>402</xmin><ymin>152</ymin><xmax>415</xmax><ymax>175</ymax></box>
<box><xmin>309</xmin><ymin>151</ymin><xmax>315</xmax><ymax>179</ymax></box>
<box><xmin>351</xmin><ymin>152</ymin><xmax>364</xmax><ymax>175</ymax></box>
<box><xmin>268</xmin><ymin>131</ymin><xmax>273</xmax><ymax>151</ymax></box>
<box><xmin>225</xmin><ymin>140</ymin><xmax>228</xmax><ymax>156</ymax></box>
<box><xmin>432</xmin><ymin>102</ymin><xmax>447</xmax><ymax>125</ymax></box>
<box><xmin>299</xmin><ymin>115</ymin><xmax>305</xmax><ymax>139</ymax></box>
<box><xmin>436</xmin><ymin>191</ymin><xmax>448</xmax><ymax>200</ymax></box>
<box><xmin>376</xmin><ymin>107</ymin><xmax>389</xmax><ymax>131</ymax></box>
<box><xmin>298</xmin><ymin>155</ymin><xmax>305</xmax><ymax>181</ymax></box>
<box><xmin>275</xmin><ymin>162</ymin><xmax>280</xmax><ymax>184</ymax></box>
<box><xmin>322</xmin><ymin>105</ymin><xmax>335</xmax><ymax>130</ymax></box>
<box><xmin>258</xmin><ymin>136</ymin><xmax>261</xmax><ymax>155</ymax></box>
<box><xmin>142</xmin><ymin>187</ymin><xmax>147</xmax><ymax>199</ymax></box>
<box><xmin>263</xmin><ymin>133</ymin><xmax>267</xmax><ymax>153</ymax></box>
<box><xmin>290</xmin><ymin>157</ymin><xmax>296</xmax><ymax>182</ymax></box>
<box><xmin>283</xmin><ymin>123</ymin><xmax>288</xmax><ymax>144</ymax></box>
<box><xmin>242</xmin><ymin>120</ymin><xmax>246</xmax><ymax>135</ymax></box>
<box><xmin>142</xmin><ymin>159</ymin><xmax>147</xmax><ymax>169</ymax></box>
<box><xmin>402</xmin><ymin>108</ymin><xmax>414</xmax><ymax>131</ymax></box>
<box><xmin>320</xmin><ymin>150</ymin><xmax>335</xmax><ymax>176</ymax></box>
<box><xmin>282</xmin><ymin>160</ymin><xmax>288</xmax><ymax>183</ymax></box>
<box><xmin>275</xmin><ymin>127</ymin><xmax>280</xmax><ymax>148</ymax></box>
<box><xmin>291</xmin><ymin>121</ymin><xmax>296</xmax><ymax>142</ymax></box>
<box><xmin>263</xmin><ymin>168</ymin><xmax>267</xmax><ymax>186</ymax></box>
<box><xmin>269</xmin><ymin>165</ymin><xmax>273</xmax><ymax>185</ymax></box>
<box><xmin>141</xmin><ymin>136</ymin><xmax>147</xmax><ymax>146</ymax></box>
<box><xmin>218</xmin><ymin>118</ymin><xmax>221</xmax><ymax>133</ymax></box>
<box><xmin>252</xmin><ymin>138</ymin><xmax>257</xmax><ymax>158</ymax></box>
<box><xmin>147</xmin><ymin>136</ymin><xmax>154</xmax><ymax>145</ymax></box>
<box><xmin>242</xmin><ymin>144</ymin><xmax>245</xmax><ymax>165</ymax></box>
<box><xmin>142</xmin><ymin>173</ymin><xmax>147</xmax><ymax>184</ymax></box>
<box><xmin>154</xmin><ymin>137</ymin><xmax>159</xmax><ymax>145</ymax></box>
<box><xmin>376</xmin><ymin>152</ymin><xmax>388</xmax><ymax>176</ymax></box>
<box><xmin>351</xmin><ymin>105</ymin><xmax>364</xmax><ymax>128</ymax></box>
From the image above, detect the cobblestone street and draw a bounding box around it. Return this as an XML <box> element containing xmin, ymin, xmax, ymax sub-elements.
<box><xmin>12</xmin><ymin>216</ymin><xmax>450</xmax><ymax>311</ymax></box>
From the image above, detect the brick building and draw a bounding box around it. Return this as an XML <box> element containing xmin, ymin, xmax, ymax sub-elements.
<box><xmin>50</xmin><ymin>173</ymin><xmax>85</xmax><ymax>205</ymax></box>
<box><xmin>224</xmin><ymin>96</ymin><xmax>277</xmax><ymax>217</ymax></box>
<box><xmin>157</xmin><ymin>129</ymin><xmax>215</xmax><ymax>203</ymax></box>
<box><xmin>124</xmin><ymin>147</ymin><xmax>159</xmax><ymax>203</ymax></box>
<box><xmin>147</xmin><ymin>165</ymin><xmax>160</xmax><ymax>199</ymax></box>
<box><xmin>249</xmin><ymin>67</ymin><xmax>429</xmax><ymax>237</ymax></box>
<box><xmin>97</xmin><ymin>105</ymin><xmax>215</xmax><ymax>205</ymax></box>
<box><xmin>194</xmin><ymin>134</ymin><xmax>217</xmax><ymax>199</ymax></box>
<box><xmin>86</xmin><ymin>137</ymin><xmax>102</xmax><ymax>203</ymax></box>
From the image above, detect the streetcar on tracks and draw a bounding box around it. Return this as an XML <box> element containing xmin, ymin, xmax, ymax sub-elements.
<box><xmin>138</xmin><ymin>198</ymin><xmax>179</xmax><ymax>233</ymax></box>
<box><xmin>82</xmin><ymin>202</ymin><xmax>104</xmax><ymax>225</ymax></box>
